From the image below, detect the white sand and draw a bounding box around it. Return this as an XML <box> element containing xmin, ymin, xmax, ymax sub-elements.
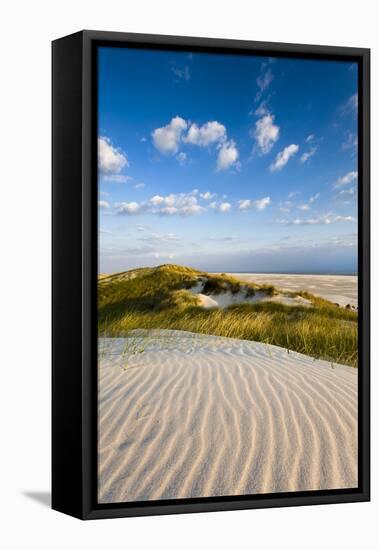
<box><xmin>189</xmin><ymin>281</ymin><xmax>312</xmax><ymax>309</ymax></box>
<box><xmin>98</xmin><ymin>331</ymin><xmax>357</xmax><ymax>503</ymax></box>
<box><xmin>227</xmin><ymin>273</ymin><xmax>358</xmax><ymax>308</ymax></box>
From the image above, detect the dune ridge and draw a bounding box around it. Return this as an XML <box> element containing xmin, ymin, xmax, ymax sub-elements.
<box><xmin>98</xmin><ymin>331</ymin><xmax>357</xmax><ymax>503</ymax></box>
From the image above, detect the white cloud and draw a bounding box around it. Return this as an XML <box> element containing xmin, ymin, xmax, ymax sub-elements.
<box><xmin>279</xmin><ymin>201</ymin><xmax>292</xmax><ymax>213</ymax></box>
<box><xmin>256</xmin><ymin>68</ymin><xmax>274</xmax><ymax>101</ymax></box>
<box><xmin>255</xmin><ymin>196</ymin><xmax>272</xmax><ymax>210</ymax></box>
<box><xmin>102</xmin><ymin>174</ymin><xmax>132</xmax><ymax>183</ymax></box>
<box><xmin>254</xmin><ymin>114</ymin><xmax>280</xmax><ymax>154</ymax></box>
<box><xmin>280</xmin><ymin>213</ymin><xmax>356</xmax><ymax>226</ymax></box>
<box><xmin>176</xmin><ymin>151</ymin><xmax>188</xmax><ymax>165</ymax></box>
<box><xmin>184</xmin><ymin>121</ymin><xmax>226</xmax><ymax>147</ymax></box>
<box><xmin>334</xmin><ymin>171</ymin><xmax>358</xmax><ymax>187</ymax></box>
<box><xmin>297</xmin><ymin>192</ymin><xmax>320</xmax><ymax>211</ymax></box>
<box><xmin>238</xmin><ymin>196</ymin><xmax>271</xmax><ymax>211</ymax></box>
<box><xmin>342</xmin><ymin>132</ymin><xmax>358</xmax><ymax>151</ymax></box>
<box><xmin>172</xmin><ymin>65</ymin><xmax>191</xmax><ymax>81</ymax></box>
<box><xmin>135</xmin><ymin>182</ymin><xmax>145</xmax><ymax>189</ymax></box>
<box><xmin>334</xmin><ymin>186</ymin><xmax>357</xmax><ymax>202</ymax></box>
<box><xmin>115</xmin><ymin>201</ymin><xmax>143</xmax><ymax>215</ymax></box>
<box><xmin>305</xmin><ymin>134</ymin><xmax>315</xmax><ymax>143</ymax></box>
<box><xmin>152</xmin><ymin>117</ymin><xmax>239</xmax><ymax>171</ymax></box>
<box><xmin>138</xmin><ymin>232</ymin><xmax>180</xmax><ymax>243</ymax></box>
<box><xmin>200</xmin><ymin>191</ymin><xmax>216</xmax><ymax>200</ymax></box>
<box><xmin>340</xmin><ymin>93</ymin><xmax>358</xmax><ymax>116</ymax></box>
<box><xmin>98</xmin><ymin>200</ymin><xmax>110</xmax><ymax>209</ymax></box>
<box><xmin>116</xmin><ymin>191</ymin><xmax>205</xmax><ymax>217</ymax></box>
<box><xmin>210</xmin><ymin>201</ymin><xmax>232</xmax><ymax>213</ymax></box>
<box><xmin>270</xmin><ymin>144</ymin><xmax>299</xmax><ymax>172</ymax></box>
<box><xmin>300</xmin><ymin>146</ymin><xmax>318</xmax><ymax>163</ymax></box>
<box><xmin>151</xmin><ymin>116</ymin><xmax>187</xmax><ymax>155</ymax></box>
<box><xmin>98</xmin><ymin>137</ymin><xmax>128</xmax><ymax>174</ymax></box>
<box><xmin>216</xmin><ymin>140</ymin><xmax>239</xmax><ymax>171</ymax></box>
<box><xmin>254</xmin><ymin>99</ymin><xmax>270</xmax><ymax>116</ymax></box>
<box><xmin>309</xmin><ymin>192</ymin><xmax>320</xmax><ymax>204</ymax></box>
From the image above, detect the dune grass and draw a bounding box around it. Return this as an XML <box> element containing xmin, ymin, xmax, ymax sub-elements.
<box><xmin>98</xmin><ymin>264</ymin><xmax>358</xmax><ymax>367</ymax></box>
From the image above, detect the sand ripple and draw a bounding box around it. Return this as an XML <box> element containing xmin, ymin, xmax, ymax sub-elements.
<box><xmin>98</xmin><ymin>331</ymin><xmax>358</xmax><ymax>503</ymax></box>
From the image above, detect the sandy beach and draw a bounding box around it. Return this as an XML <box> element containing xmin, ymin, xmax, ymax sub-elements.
<box><xmin>226</xmin><ymin>273</ymin><xmax>358</xmax><ymax>308</ymax></box>
<box><xmin>98</xmin><ymin>330</ymin><xmax>357</xmax><ymax>503</ymax></box>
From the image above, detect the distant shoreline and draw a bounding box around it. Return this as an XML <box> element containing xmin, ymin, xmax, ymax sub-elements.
<box><xmin>221</xmin><ymin>272</ymin><xmax>357</xmax><ymax>277</ymax></box>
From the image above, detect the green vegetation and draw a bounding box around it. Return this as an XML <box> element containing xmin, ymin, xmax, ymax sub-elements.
<box><xmin>98</xmin><ymin>264</ymin><xmax>358</xmax><ymax>367</ymax></box>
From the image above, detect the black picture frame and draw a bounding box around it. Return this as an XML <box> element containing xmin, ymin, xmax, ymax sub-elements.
<box><xmin>52</xmin><ymin>30</ymin><xmax>370</xmax><ymax>520</ymax></box>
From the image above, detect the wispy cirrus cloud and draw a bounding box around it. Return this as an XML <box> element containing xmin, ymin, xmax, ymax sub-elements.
<box><xmin>297</xmin><ymin>193</ymin><xmax>320</xmax><ymax>211</ymax></box>
<box><xmin>279</xmin><ymin>213</ymin><xmax>355</xmax><ymax>226</ymax></box>
<box><xmin>102</xmin><ymin>174</ymin><xmax>133</xmax><ymax>183</ymax></box>
<box><xmin>270</xmin><ymin>144</ymin><xmax>299</xmax><ymax>172</ymax></box>
<box><xmin>172</xmin><ymin>64</ymin><xmax>191</xmax><ymax>82</ymax></box>
<box><xmin>339</xmin><ymin>93</ymin><xmax>358</xmax><ymax>117</ymax></box>
<box><xmin>334</xmin><ymin>171</ymin><xmax>358</xmax><ymax>188</ymax></box>
<box><xmin>342</xmin><ymin>131</ymin><xmax>358</xmax><ymax>152</ymax></box>
<box><xmin>300</xmin><ymin>145</ymin><xmax>318</xmax><ymax>164</ymax></box>
<box><xmin>255</xmin><ymin>64</ymin><xmax>274</xmax><ymax>102</ymax></box>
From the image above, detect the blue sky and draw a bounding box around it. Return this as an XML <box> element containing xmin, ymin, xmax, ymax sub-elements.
<box><xmin>98</xmin><ymin>46</ymin><xmax>358</xmax><ymax>274</ymax></box>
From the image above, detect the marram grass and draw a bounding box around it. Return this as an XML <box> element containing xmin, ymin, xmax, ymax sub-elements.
<box><xmin>98</xmin><ymin>264</ymin><xmax>358</xmax><ymax>367</ymax></box>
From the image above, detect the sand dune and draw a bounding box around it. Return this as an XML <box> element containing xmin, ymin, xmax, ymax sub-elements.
<box><xmin>98</xmin><ymin>331</ymin><xmax>357</xmax><ymax>503</ymax></box>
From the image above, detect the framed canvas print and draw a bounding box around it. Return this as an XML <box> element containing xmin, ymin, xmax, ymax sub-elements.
<box><xmin>52</xmin><ymin>30</ymin><xmax>370</xmax><ymax>520</ymax></box>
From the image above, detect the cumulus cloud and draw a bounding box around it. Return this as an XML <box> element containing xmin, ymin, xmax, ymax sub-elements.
<box><xmin>116</xmin><ymin>191</ymin><xmax>206</xmax><ymax>217</ymax></box>
<box><xmin>334</xmin><ymin>171</ymin><xmax>358</xmax><ymax>187</ymax></box>
<box><xmin>270</xmin><ymin>144</ymin><xmax>299</xmax><ymax>172</ymax></box>
<box><xmin>115</xmin><ymin>201</ymin><xmax>143</xmax><ymax>215</ymax></box>
<box><xmin>238</xmin><ymin>196</ymin><xmax>271</xmax><ymax>211</ymax></box>
<box><xmin>216</xmin><ymin>140</ymin><xmax>239</xmax><ymax>171</ymax></box>
<box><xmin>200</xmin><ymin>191</ymin><xmax>216</xmax><ymax>200</ymax></box>
<box><xmin>184</xmin><ymin>121</ymin><xmax>227</xmax><ymax>147</ymax></box>
<box><xmin>210</xmin><ymin>201</ymin><xmax>232</xmax><ymax>213</ymax></box>
<box><xmin>98</xmin><ymin>137</ymin><xmax>128</xmax><ymax>174</ymax></box>
<box><xmin>98</xmin><ymin>200</ymin><xmax>110</xmax><ymax>209</ymax></box>
<box><xmin>152</xmin><ymin>117</ymin><xmax>238</xmax><ymax>171</ymax></box>
<box><xmin>151</xmin><ymin>116</ymin><xmax>187</xmax><ymax>155</ymax></box>
<box><xmin>254</xmin><ymin>114</ymin><xmax>280</xmax><ymax>154</ymax></box>
<box><xmin>305</xmin><ymin>134</ymin><xmax>315</xmax><ymax>143</ymax></box>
